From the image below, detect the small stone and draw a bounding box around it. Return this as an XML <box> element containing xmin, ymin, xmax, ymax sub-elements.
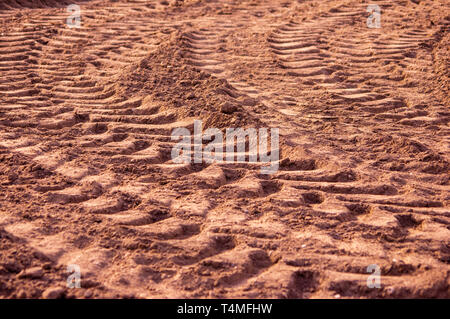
<box><xmin>17</xmin><ymin>289</ymin><xmax>28</xmax><ymax>299</ymax></box>
<box><xmin>42</xmin><ymin>262</ymin><xmax>52</xmax><ymax>270</ymax></box>
<box><xmin>334</xmin><ymin>294</ymin><xmax>341</xmax><ymax>299</ymax></box>
<box><xmin>3</xmin><ymin>261</ymin><xmax>22</xmax><ymax>273</ymax></box>
<box><xmin>8</xmin><ymin>173</ymin><xmax>18</xmax><ymax>182</ymax></box>
<box><xmin>199</xmin><ymin>71</ymin><xmax>210</xmax><ymax>80</ymax></box>
<box><xmin>42</xmin><ymin>287</ymin><xmax>65</xmax><ymax>299</ymax></box>
<box><xmin>84</xmin><ymin>290</ymin><xmax>93</xmax><ymax>298</ymax></box>
<box><xmin>17</xmin><ymin>267</ymin><xmax>43</xmax><ymax>279</ymax></box>
<box><xmin>221</xmin><ymin>102</ymin><xmax>238</xmax><ymax>114</ymax></box>
<box><xmin>179</xmin><ymin>80</ymin><xmax>191</xmax><ymax>86</ymax></box>
<box><xmin>241</xmin><ymin>97</ymin><xmax>257</xmax><ymax>106</ymax></box>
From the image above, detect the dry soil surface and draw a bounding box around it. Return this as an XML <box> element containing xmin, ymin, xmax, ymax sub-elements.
<box><xmin>0</xmin><ymin>0</ymin><xmax>449</xmax><ymax>298</ymax></box>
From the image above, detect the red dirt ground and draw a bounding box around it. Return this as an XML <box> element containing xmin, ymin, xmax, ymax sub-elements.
<box><xmin>0</xmin><ymin>0</ymin><xmax>449</xmax><ymax>298</ymax></box>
